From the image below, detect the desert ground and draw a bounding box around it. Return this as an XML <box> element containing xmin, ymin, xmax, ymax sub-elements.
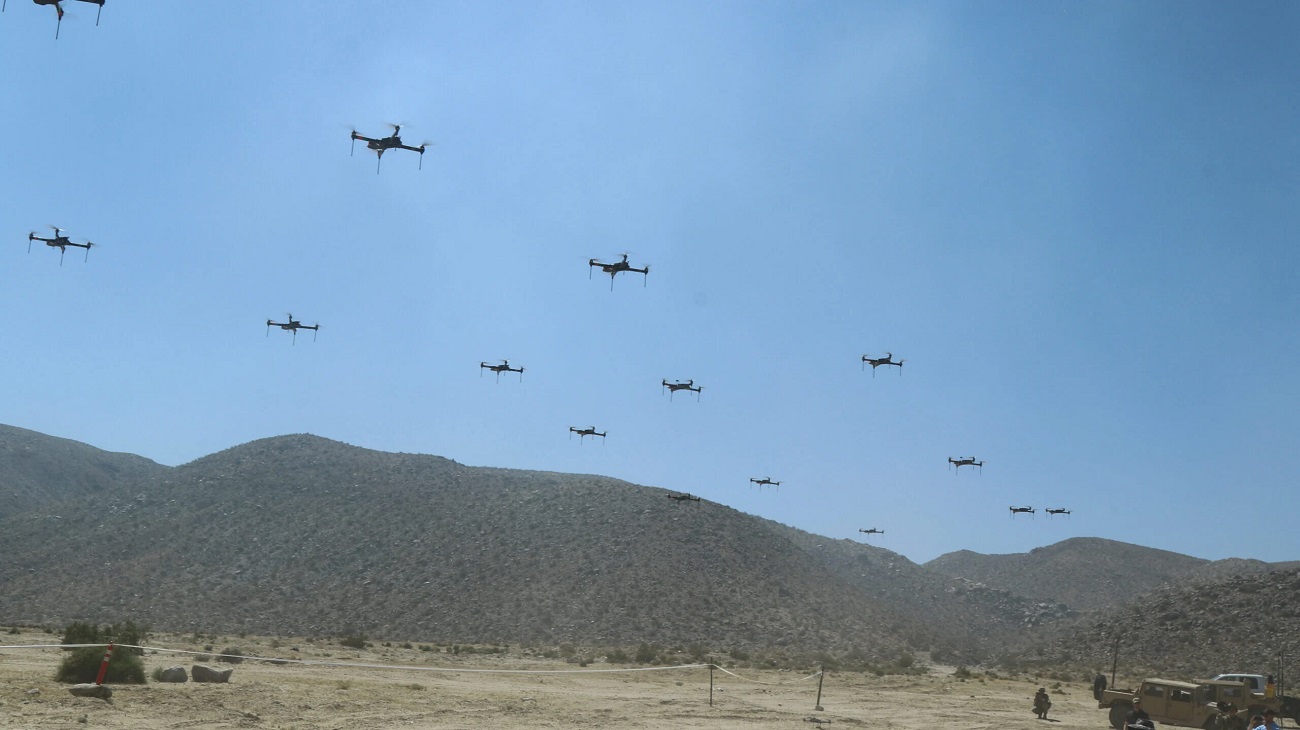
<box><xmin>2</xmin><ymin>631</ymin><xmax>1111</xmax><ymax>730</ymax></box>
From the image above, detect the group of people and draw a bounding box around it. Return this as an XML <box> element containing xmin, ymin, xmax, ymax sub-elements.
<box><xmin>1206</xmin><ymin>702</ymin><xmax>1282</xmax><ymax>730</ymax></box>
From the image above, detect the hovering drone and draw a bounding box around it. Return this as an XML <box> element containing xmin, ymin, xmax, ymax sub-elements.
<box><xmin>588</xmin><ymin>253</ymin><xmax>649</xmax><ymax>290</ymax></box>
<box><xmin>28</xmin><ymin>227</ymin><xmax>93</xmax><ymax>264</ymax></box>
<box><xmin>948</xmin><ymin>456</ymin><xmax>984</xmax><ymax>473</ymax></box>
<box><xmin>569</xmin><ymin>426</ymin><xmax>606</xmax><ymax>443</ymax></box>
<box><xmin>858</xmin><ymin>528</ymin><xmax>884</xmax><ymax>536</ymax></box>
<box><xmin>861</xmin><ymin>352</ymin><xmax>904</xmax><ymax>377</ymax></box>
<box><xmin>662</xmin><ymin>379</ymin><xmax>702</xmax><ymax>401</ymax></box>
<box><xmin>1045</xmin><ymin>508</ymin><xmax>1072</xmax><ymax>517</ymax></box>
<box><xmin>4</xmin><ymin>0</ymin><xmax>104</xmax><ymax>39</ymax></box>
<box><xmin>666</xmin><ymin>493</ymin><xmax>701</xmax><ymax>503</ymax></box>
<box><xmin>1009</xmin><ymin>506</ymin><xmax>1035</xmax><ymax>518</ymax></box>
<box><xmin>749</xmin><ymin>477</ymin><xmax>781</xmax><ymax>491</ymax></box>
<box><xmin>266</xmin><ymin>314</ymin><xmax>319</xmax><ymax>344</ymax></box>
<box><xmin>480</xmin><ymin>359</ymin><xmax>524</xmax><ymax>382</ymax></box>
<box><xmin>349</xmin><ymin>125</ymin><xmax>430</xmax><ymax>173</ymax></box>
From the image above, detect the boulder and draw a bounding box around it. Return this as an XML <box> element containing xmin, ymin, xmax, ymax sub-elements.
<box><xmin>190</xmin><ymin>665</ymin><xmax>233</xmax><ymax>683</ymax></box>
<box><xmin>67</xmin><ymin>683</ymin><xmax>112</xmax><ymax>699</ymax></box>
<box><xmin>157</xmin><ymin>666</ymin><xmax>188</xmax><ymax>683</ymax></box>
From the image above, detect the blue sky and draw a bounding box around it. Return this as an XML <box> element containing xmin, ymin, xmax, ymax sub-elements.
<box><xmin>2</xmin><ymin>1</ymin><xmax>1296</xmax><ymax>564</ymax></box>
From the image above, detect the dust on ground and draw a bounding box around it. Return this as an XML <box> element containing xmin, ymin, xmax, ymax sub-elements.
<box><xmin>1</xmin><ymin>631</ymin><xmax>1107</xmax><ymax>729</ymax></box>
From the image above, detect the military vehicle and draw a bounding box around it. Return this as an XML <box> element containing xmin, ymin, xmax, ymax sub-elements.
<box><xmin>1098</xmin><ymin>678</ymin><xmax>1289</xmax><ymax>729</ymax></box>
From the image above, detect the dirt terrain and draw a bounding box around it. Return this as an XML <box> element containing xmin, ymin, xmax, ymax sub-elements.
<box><xmin>1</xmin><ymin>632</ymin><xmax>1108</xmax><ymax>730</ymax></box>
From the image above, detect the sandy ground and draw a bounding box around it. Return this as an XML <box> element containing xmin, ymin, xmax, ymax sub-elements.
<box><xmin>1</xmin><ymin>632</ymin><xmax>1108</xmax><ymax>730</ymax></box>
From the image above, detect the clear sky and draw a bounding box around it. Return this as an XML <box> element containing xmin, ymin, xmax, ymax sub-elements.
<box><xmin>2</xmin><ymin>1</ymin><xmax>1296</xmax><ymax>565</ymax></box>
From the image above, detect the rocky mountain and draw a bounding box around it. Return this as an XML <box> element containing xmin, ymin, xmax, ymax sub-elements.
<box><xmin>1014</xmin><ymin>568</ymin><xmax>1300</xmax><ymax>685</ymax></box>
<box><xmin>0</xmin><ymin>424</ymin><xmax>166</xmax><ymax>520</ymax></box>
<box><xmin>0</xmin><ymin>433</ymin><xmax>949</xmax><ymax>658</ymax></box>
<box><xmin>926</xmin><ymin>538</ymin><xmax>1285</xmax><ymax>612</ymax></box>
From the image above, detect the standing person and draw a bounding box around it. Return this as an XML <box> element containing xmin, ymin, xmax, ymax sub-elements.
<box><xmin>1095</xmin><ymin>673</ymin><xmax>1109</xmax><ymax>701</ymax></box>
<box><xmin>1126</xmin><ymin>698</ymin><xmax>1152</xmax><ymax>727</ymax></box>
<box><xmin>1220</xmin><ymin>704</ymin><xmax>1247</xmax><ymax>730</ymax></box>
<box><xmin>1034</xmin><ymin>687</ymin><xmax>1052</xmax><ymax>719</ymax></box>
<box><xmin>1260</xmin><ymin>709</ymin><xmax>1281</xmax><ymax>730</ymax></box>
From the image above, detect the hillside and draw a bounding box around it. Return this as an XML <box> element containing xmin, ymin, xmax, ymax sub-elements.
<box><xmin>926</xmin><ymin>538</ymin><xmax>1215</xmax><ymax>611</ymax></box>
<box><xmin>1014</xmin><ymin>568</ymin><xmax>1300</xmax><ymax>683</ymax></box>
<box><xmin>0</xmin><ymin>424</ymin><xmax>166</xmax><ymax>520</ymax></box>
<box><xmin>0</xmin><ymin>433</ymin><xmax>946</xmax><ymax>658</ymax></box>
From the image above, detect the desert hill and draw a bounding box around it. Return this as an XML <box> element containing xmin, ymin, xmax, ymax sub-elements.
<box><xmin>0</xmin><ymin>424</ymin><xmax>165</xmax><ymax>520</ymax></box>
<box><xmin>925</xmin><ymin>538</ymin><xmax>1295</xmax><ymax>612</ymax></box>
<box><xmin>1014</xmin><ymin>568</ymin><xmax>1300</xmax><ymax>683</ymax></box>
<box><xmin>1</xmin><ymin>433</ymin><xmax>950</xmax><ymax>658</ymax></box>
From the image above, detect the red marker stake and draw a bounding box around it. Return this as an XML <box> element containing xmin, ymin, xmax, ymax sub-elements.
<box><xmin>94</xmin><ymin>643</ymin><xmax>114</xmax><ymax>686</ymax></box>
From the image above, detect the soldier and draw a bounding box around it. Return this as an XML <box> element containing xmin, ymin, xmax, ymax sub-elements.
<box><xmin>1034</xmin><ymin>687</ymin><xmax>1052</xmax><ymax>719</ymax></box>
<box><xmin>1094</xmin><ymin>672</ymin><xmax>1109</xmax><ymax>700</ymax></box>
<box><xmin>1219</xmin><ymin>703</ymin><xmax>1247</xmax><ymax>730</ymax></box>
<box><xmin>1126</xmin><ymin>698</ymin><xmax>1152</xmax><ymax>727</ymax></box>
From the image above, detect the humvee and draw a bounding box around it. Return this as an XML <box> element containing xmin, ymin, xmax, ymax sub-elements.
<box><xmin>1098</xmin><ymin>678</ymin><xmax>1287</xmax><ymax>729</ymax></box>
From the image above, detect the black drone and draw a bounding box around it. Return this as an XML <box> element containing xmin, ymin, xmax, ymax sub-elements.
<box><xmin>349</xmin><ymin>125</ymin><xmax>430</xmax><ymax>173</ymax></box>
<box><xmin>266</xmin><ymin>314</ymin><xmax>319</xmax><ymax>344</ymax></box>
<box><xmin>749</xmin><ymin>477</ymin><xmax>781</xmax><ymax>491</ymax></box>
<box><xmin>858</xmin><ymin>528</ymin><xmax>884</xmax><ymax>536</ymax></box>
<box><xmin>948</xmin><ymin>456</ymin><xmax>984</xmax><ymax>473</ymax></box>
<box><xmin>28</xmin><ymin>226</ymin><xmax>93</xmax><ymax>264</ymax></box>
<box><xmin>861</xmin><ymin>352</ymin><xmax>904</xmax><ymax>376</ymax></box>
<box><xmin>480</xmin><ymin>359</ymin><xmax>524</xmax><ymax>382</ymax></box>
<box><xmin>4</xmin><ymin>0</ymin><xmax>104</xmax><ymax>39</ymax></box>
<box><xmin>569</xmin><ymin>426</ymin><xmax>606</xmax><ymax>443</ymax></box>
<box><xmin>666</xmin><ymin>493</ymin><xmax>701</xmax><ymax>503</ymax></box>
<box><xmin>588</xmin><ymin>253</ymin><xmax>649</xmax><ymax>290</ymax></box>
<box><xmin>1009</xmin><ymin>506</ymin><xmax>1035</xmax><ymax>518</ymax></box>
<box><xmin>662</xmin><ymin>379</ymin><xmax>702</xmax><ymax>400</ymax></box>
<box><xmin>1045</xmin><ymin>508</ymin><xmax>1072</xmax><ymax>517</ymax></box>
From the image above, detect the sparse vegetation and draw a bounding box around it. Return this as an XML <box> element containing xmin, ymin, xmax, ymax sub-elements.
<box><xmin>339</xmin><ymin>635</ymin><xmax>367</xmax><ymax>650</ymax></box>
<box><xmin>55</xmin><ymin>646</ymin><xmax>145</xmax><ymax>685</ymax></box>
<box><xmin>217</xmin><ymin>646</ymin><xmax>246</xmax><ymax>663</ymax></box>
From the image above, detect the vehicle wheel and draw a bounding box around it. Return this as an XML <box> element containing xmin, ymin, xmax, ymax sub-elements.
<box><xmin>1110</xmin><ymin>704</ymin><xmax>1130</xmax><ymax>729</ymax></box>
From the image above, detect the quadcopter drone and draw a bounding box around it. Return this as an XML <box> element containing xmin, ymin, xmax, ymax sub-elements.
<box><xmin>948</xmin><ymin>456</ymin><xmax>984</xmax><ymax>473</ymax></box>
<box><xmin>861</xmin><ymin>352</ymin><xmax>904</xmax><ymax>377</ymax></box>
<box><xmin>28</xmin><ymin>227</ymin><xmax>93</xmax><ymax>264</ymax></box>
<box><xmin>858</xmin><ymin>528</ymin><xmax>884</xmax><ymax>536</ymax></box>
<box><xmin>588</xmin><ymin>253</ymin><xmax>649</xmax><ymax>290</ymax></box>
<box><xmin>1045</xmin><ymin>508</ymin><xmax>1072</xmax><ymax>517</ymax></box>
<box><xmin>666</xmin><ymin>493</ymin><xmax>701</xmax><ymax>503</ymax></box>
<box><xmin>480</xmin><ymin>359</ymin><xmax>524</xmax><ymax>382</ymax></box>
<box><xmin>349</xmin><ymin>125</ymin><xmax>430</xmax><ymax>173</ymax></box>
<box><xmin>1009</xmin><ymin>506</ymin><xmax>1035</xmax><ymax>518</ymax></box>
<box><xmin>749</xmin><ymin>477</ymin><xmax>781</xmax><ymax>491</ymax></box>
<box><xmin>266</xmin><ymin>314</ymin><xmax>319</xmax><ymax>344</ymax></box>
<box><xmin>4</xmin><ymin>0</ymin><xmax>104</xmax><ymax>39</ymax></box>
<box><xmin>662</xmin><ymin>379</ymin><xmax>702</xmax><ymax>401</ymax></box>
<box><xmin>569</xmin><ymin>426</ymin><xmax>606</xmax><ymax>443</ymax></box>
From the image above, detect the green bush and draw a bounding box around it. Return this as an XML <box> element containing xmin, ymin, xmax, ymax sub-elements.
<box><xmin>607</xmin><ymin>648</ymin><xmax>629</xmax><ymax>663</ymax></box>
<box><xmin>634</xmin><ymin>643</ymin><xmax>657</xmax><ymax>664</ymax></box>
<box><xmin>60</xmin><ymin>621</ymin><xmax>149</xmax><ymax>657</ymax></box>
<box><xmin>339</xmin><ymin>635</ymin><xmax>367</xmax><ymax>650</ymax></box>
<box><xmin>55</xmin><ymin>646</ymin><xmax>145</xmax><ymax>684</ymax></box>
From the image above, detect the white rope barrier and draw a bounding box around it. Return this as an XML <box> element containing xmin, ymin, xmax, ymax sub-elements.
<box><xmin>713</xmin><ymin>664</ymin><xmax>824</xmax><ymax>685</ymax></box>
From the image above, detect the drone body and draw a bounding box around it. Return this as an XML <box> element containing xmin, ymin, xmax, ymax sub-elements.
<box><xmin>28</xmin><ymin>227</ymin><xmax>93</xmax><ymax>265</ymax></box>
<box><xmin>749</xmin><ymin>477</ymin><xmax>781</xmax><ymax>491</ymax></box>
<box><xmin>1009</xmin><ymin>506</ymin><xmax>1035</xmax><ymax>518</ymax></box>
<box><xmin>859</xmin><ymin>528</ymin><xmax>884</xmax><ymax>536</ymax></box>
<box><xmin>666</xmin><ymin>493</ymin><xmax>701</xmax><ymax>503</ymax></box>
<box><xmin>266</xmin><ymin>314</ymin><xmax>320</xmax><ymax>344</ymax></box>
<box><xmin>948</xmin><ymin>456</ymin><xmax>984</xmax><ymax>473</ymax></box>
<box><xmin>662</xmin><ymin>379</ymin><xmax>702</xmax><ymax>401</ymax></box>
<box><xmin>861</xmin><ymin>352</ymin><xmax>904</xmax><ymax>376</ymax></box>
<box><xmin>1045</xmin><ymin>508</ymin><xmax>1072</xmax><ymax>517</ymax></box>
<box><xmin>480</xmin><ymin>359</ymin><xmax>524</xmax><ymax>382</ymax></box>
<box><xmin>6</xmin><ymin>0</ymin><xmax>105</xmax><ymax>39</ymax></box>
<box><xmin>349</xmin><ymin>125</ymin><xmax>430</xmax><ymax>173</ymax></box>
<box><xmin>588</xmin><ymin>253</ymin><xmax>649</xmax><ymax>290</ymax></box>
<box><xmin>569</xmin><ymin>426</ymin><xmax>606</xmax><ymax>442</ymax></box>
